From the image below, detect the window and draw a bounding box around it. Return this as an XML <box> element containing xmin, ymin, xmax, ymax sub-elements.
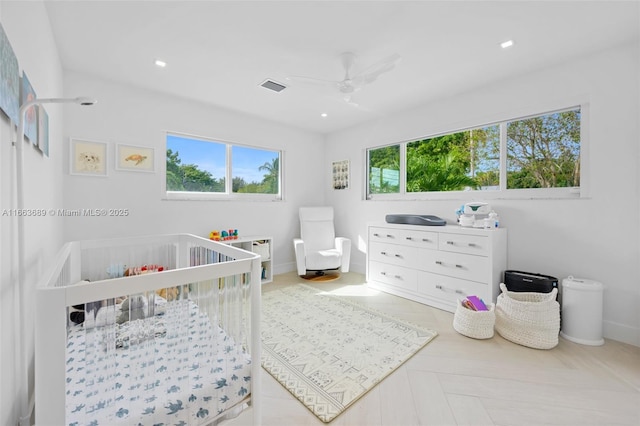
<box><xmin>368</xmin><ymin>145</ymin><xmax>400</xmax><ymax>194</ymax></box>
<box><xmin>366</xmin><ymin>106</ymin><xmax>582</xmax><ymax>199</ymax></box>
<box><xmin>231</xmin><ymin>145</ymin><xmax>279</xmax><ymax>194</ymax></box>
<box><xmin>406</xmin><ymin>125</ymin><xmax>500</xmax><ymax>192</ymax></box>
<box><xmin>507</xmin><ymin>109</ymin><xmax>580</xmax><ymax>189</ymax></box>
<box><xmin>165</xmin><ymin>133</ymin><xmax>281</xmax><ymax>199</ymax></box>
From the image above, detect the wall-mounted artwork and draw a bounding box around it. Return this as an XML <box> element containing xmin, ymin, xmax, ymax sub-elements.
<box><xmin>70</xmin><ymin>139</ymin><xmax>107</xmax><ymax>176</ymax></box>
<box><xmin>0</xmin><ymin>22</ymin><xmax>19</xmax><ymax>123</ymax></box>
<box><xmin>332</xmin><ymin>159</ymin><xmax>349</xmax><ymax>190</ymax></box>
<box><xmin>21</xmin><ymin>72</ymin><xmax>37</xmax><ymax>144</ymax></box>
<box><xmin>39</xmin><ymin>106</ymin><xmax>49</xmax><ymax>157</ymax></box>
<box><xmin>116</xmin><ymin>144</ymin><xmax>155</xmax><ymax>172</ymax></box>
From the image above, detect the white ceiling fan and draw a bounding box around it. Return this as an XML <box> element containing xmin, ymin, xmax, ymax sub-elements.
<box><xmin>286</xmin><ymin>52</ymin><xmax>401</xmax><ymax>104</ymax></box>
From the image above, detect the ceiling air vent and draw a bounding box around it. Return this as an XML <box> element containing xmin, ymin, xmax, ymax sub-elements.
<box><xmin>260</xmin><ymin>79</ymin><xmax>287</xmax><ymax>93</ymax></box>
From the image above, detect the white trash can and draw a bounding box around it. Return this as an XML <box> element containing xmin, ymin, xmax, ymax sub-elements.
<box><xmin>560</xmin><ymin>276</ymin><xmax>604</xmax><ymax>346</ymax></box>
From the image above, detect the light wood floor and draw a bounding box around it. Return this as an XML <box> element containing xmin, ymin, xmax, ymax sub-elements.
<box><xmin>223</xmin><ymin>272</ymin><xmax>640</xmax><ymax>426</ymax></box>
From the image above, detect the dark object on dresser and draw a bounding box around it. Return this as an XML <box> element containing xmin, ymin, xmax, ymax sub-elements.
<box><xmin>385</xmin><ymin>214</ymin><xmax>446</xmax><ymax>226</ymax></box>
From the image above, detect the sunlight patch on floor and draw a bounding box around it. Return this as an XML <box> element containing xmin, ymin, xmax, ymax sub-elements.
<box><xmin>316</xmin><ymin>285</ymin><xmax>382</xmax><ymax>297</ymax></box>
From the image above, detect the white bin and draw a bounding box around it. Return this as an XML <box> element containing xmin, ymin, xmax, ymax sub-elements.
<box><xmin>560</xmin><ymin>276</ymin><xmax>604</xmax><ymax>346</ymax></box>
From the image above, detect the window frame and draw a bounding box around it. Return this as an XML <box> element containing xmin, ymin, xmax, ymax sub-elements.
<box><xmin>163</xmin><ymin>131</ymin><xmax>284</xmax><ymax>201</ymax></box>
<box><xmin>365</xmin><ymin>103</ymin><xmax>588</xmax><ymax>201</ymax></box>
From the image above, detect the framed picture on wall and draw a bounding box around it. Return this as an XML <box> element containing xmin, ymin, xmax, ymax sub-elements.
<box><xmin>70</xmin><ymin>138</ymin><xmax>108</xmax><ymax>176</ymax></box>
<box><xmin>38</xmin><ymin>105</ymin><xmax>49</xmax><ymax>157</ymax></box>
<box><xmin>20</xmin><ymin>72</ymin><xmax>38</xmax><ymax>145</ymax></box>
<box><xmin>332</xmin><ymin>159</ymin><xmax>349</xmax><ymax>190</ymax></box>
<box><xmin>116</xmin><ymin>144</ymin><xmax>155</xmax><ymax>172</ymax></box>
<box><xmin>0</xmin><ymin>22</ymin><xmax>19</xmax><ymax>124</ymax></box>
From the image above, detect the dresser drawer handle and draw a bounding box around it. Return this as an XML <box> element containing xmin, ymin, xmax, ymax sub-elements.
<box><xmin>380</xmin><ymin>271</ymin><xmax>387</xmax><ymax>276</ymax></box>
<box><xmin>381</xmin><ymin>251</ymin><xmax>387</xmax><ymax>255</ymax></box>
<box><xmin>468</xmin><ymin>243</ymin><xmax>477</xmax><ymax>247</ymax></box>
<box><xmin>455</xmin><ymin>264</ymin><xmax>464</xmax><ymax>269</ymax></box>
<box><xmin>405</xmin><ymin>236</ymin><xmax>412</xmax><ymax>240</ymax></box>
<box><xmin>394</xmin><ymin>275</ymin><xmax>402</xmax><ymax>279</ymax></box>
<box><xmin>394</xmin><ymin>254</ymin><xmax>402</xmax><ymax>258</ymax></box>
<box><xmin>422</xmin><ymin>238</ymin><xmax>431</xmax><ymax>242</ymax></box>
<box><xmin>373</xmin><ymin>233</ymin><xmax>380</xmax><ymax>237</ymax></box>
<box><xmin>435</xmin><ymin>260</ymin><xmax>443</xmax><ymax>265</ymax></box>
<box><xmin>446</xmin><ymin>240</ymin><xmax>455</xmax><ymax>245</ymax></box>
<box><xmin>435</xmin><ymin>284</ymin><xmax>465</xmax><ymax>295</ymax></box>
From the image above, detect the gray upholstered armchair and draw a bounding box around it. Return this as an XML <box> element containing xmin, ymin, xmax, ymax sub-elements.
<box><xmin>293</xmin><ymin>206</ymin><xmax>351</xmax><ymax>276</ymax></box>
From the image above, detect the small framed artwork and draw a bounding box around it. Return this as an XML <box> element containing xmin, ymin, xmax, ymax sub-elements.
<box><xmin>70</xmin><ymin>138</ymin><xmax>107</xmax><ymax>176</ymax></box>
<box><xmin>0</xmin><ymin>22</ymin><xmax>19</xmax><ymax>124</ymax></box>
<box><xmin>116</xmin><ymin>144</ymin><xmax>155</xmax><ymax>172</ymax></box>
<box><xmin>38</xmin><ymin>105</ymin><xmax>49</xmax><ymax>157</ymax></box>
<box><xmin>21</xmin><ymin>72</ymin><xmax>38</xmax><ymax>145</ymax></box>
<box><xmin>332</xmin><ymin>159</ymin><xmax>349</xmax><ymax>190</ymax></box>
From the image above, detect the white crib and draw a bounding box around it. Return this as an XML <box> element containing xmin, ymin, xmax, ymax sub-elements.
<box><xmin>35</xmin><ymin>234</ymin><xmax>261</xmax><ymax>426</ymax></box>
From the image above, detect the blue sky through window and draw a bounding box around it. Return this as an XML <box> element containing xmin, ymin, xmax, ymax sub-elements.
<box><xmin>167</xmin><ymin>134</ymin><xmax>226</xmax><ymax>180</ymax></box>
<box><xmin>167</xmin><ymin>134</ymin><xmax>279</xmax><ymax>184</ymax></box>
<box><xmin>232</xmin><ymin>145</ymin><xmax>278</xmax><ymax>184</ymax></box>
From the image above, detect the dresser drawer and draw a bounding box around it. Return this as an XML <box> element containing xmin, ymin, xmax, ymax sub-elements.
<box><xmin>369</xmin><ymin>262</ymin><xmax>418</xmax><ymax>292</ymax></box>
<box><xmin>369</xmin><ymin>227</ymin><xmax>438</xmax><ymax>250</ymax></box>
<box><xmin>420</xmin><ymin>248</ymin><xmax>490</xmax><ymax>283</ymax></box>
<box><xmin>369</xmin><ymin>241</ymin><xmax>420</xmax><ymax>267</ymax></box>
<box><xmin>418</xmin><ymin>271</ymin><xmax>491</xmax><ymax>307</ymax></box>
<box><xmin>438</xmin><ymin>232</ymin><xmax>488</xmax><ymax>256</ymax></box>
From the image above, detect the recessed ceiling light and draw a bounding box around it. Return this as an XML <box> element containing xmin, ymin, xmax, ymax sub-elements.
<box><xmin>155</xmin><ymin>59</ymin><xmax>167</xmax><ymax>68</ymax></box>
<box><xmin>500</xmin><ymin>40</ymin><xmax>514</xmax><ymax>49</ymax></box>
<box><xmin>321</xmin><ymin>113</ymin><xmax>328</xmax><ymax>118</ymax></box>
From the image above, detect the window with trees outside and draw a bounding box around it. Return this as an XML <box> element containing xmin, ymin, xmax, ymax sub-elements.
<box><xmin>165</xmin><ymin>133</ymin><xmax>281</xmax><ymax>199</ymax></box>
<box><xmin>367</xmin><ymin>107</ymin><xmax>582</xmax><ymax>199</ymax></box>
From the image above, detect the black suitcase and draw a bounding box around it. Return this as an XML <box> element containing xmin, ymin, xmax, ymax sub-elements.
<box><xmin>503</xmin><ymin>270</ymin><xmax>558</xmax><ymax>294</ymax></box>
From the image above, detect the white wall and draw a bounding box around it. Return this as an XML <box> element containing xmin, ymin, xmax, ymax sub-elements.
<box><xmin>0</xmin><ymin>1</ymin><xmax>66</xmax><ymax>424</ymax></box>
<box><xmin>324</xmin><ymin>42</ymin><xmax>640</xmax><ymax>347</ymax></box>
<box><xmin>62</xmin><ymin>72</ymin><xmax>325</xmax><ymax>273</ymax></box>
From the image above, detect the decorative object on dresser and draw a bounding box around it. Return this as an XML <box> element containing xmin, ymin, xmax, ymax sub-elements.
<box><xmin>261</xmin><ymin>284</ymin><xmax>437</xmax><ymax>423</ymax></box>
<box><xmin>367</xmin><ymin>223</ymin><xmax>507</xmax><ymax>313</ymax></box>
<box><xmin>294</xmin><ymin>206</ymin><xmax>351</xmax><ymax>277</ymax></box>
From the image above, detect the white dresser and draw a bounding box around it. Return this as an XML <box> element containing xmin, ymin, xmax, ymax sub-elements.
<box><xmin>367</xmin><ymin>223</ymin><xmax>507</xmax><ymax>313</ymax></box>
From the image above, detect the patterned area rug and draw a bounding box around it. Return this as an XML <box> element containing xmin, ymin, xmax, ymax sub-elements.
<box><xmin>261</xmin><ymin>284</ymin><xmax>438</xmax><ymax>423</ymax></box>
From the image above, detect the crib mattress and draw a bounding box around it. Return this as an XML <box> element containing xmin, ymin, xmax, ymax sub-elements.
<box><xmin>64</xmin><ymin>299</ymin><xmax>252</xmax><ymax>426</ymax></box>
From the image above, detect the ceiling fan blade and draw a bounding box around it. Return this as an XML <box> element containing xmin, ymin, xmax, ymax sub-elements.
<box><xmin>285</xmin><ymin>75</ymin><xmax>339</xmax><ymax>89</ymax></box>
<box><xmin>352</xmin><ymin>53</ymin><xmax>401</xmax><ymax>85</ymax></box>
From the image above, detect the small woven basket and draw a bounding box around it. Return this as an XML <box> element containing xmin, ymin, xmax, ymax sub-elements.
<box><xmin>453</xmin><ymin>299</ymin><xmax>496</xmax><ymax>339</ymax></box>
<box><xmin>495</xmin><ymin>283</ymin><xmax>560</xmax><ymax>349</ymax></box>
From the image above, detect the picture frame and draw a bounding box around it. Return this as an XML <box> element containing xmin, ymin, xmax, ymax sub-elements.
<box><xmin>332</xmin><ymin>159</ymin><xmax>349</xmax><ymax>190</ymax></box>
<box><xmin>0</xmin><ymin>22</ymin><xmax>19</xmax><ymax>124</ymax></box>
<box><xmin>116</xmin><ymin>144</ymin><xmax>155</xmax><ymax>172</ymax></box>
<box><xmin>38</xmin><ymin>105</ymin><xmax>49</xmax><ymax>157</ymax></box>
<box><xmin>20</xmin><ymin>71</ymin><xmax>37</xmax><ymax>145</ymax></box>
<box><xmin>70</xmin><ymin>138</ymin><xmax>108</xmax><ymax>176</ymax></box>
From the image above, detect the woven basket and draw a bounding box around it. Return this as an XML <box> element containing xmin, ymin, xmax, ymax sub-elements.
<box><xmin>495</xmin><ymin>283</ymin><xmax>560</xmax><ymax>349</ymax></box>
<box><xmin>453</xmin><ymin>299</ymin><xmax>495</xmax><ymax>339</ymax></box>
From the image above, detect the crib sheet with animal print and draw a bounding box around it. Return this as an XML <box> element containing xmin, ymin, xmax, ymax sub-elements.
<box><xmin>64</xmin><ymin>298</ymin><xmax>252</xmax><ymax>426</ymax></box>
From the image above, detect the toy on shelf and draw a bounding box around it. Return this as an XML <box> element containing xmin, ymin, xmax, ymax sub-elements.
<box><xmin>209</xmin><ymin>229</ymin><xmax>239</xmax><ymax>241</ymax></box>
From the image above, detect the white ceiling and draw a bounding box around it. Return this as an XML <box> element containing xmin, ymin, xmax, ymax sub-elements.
<box><xmin>44</xmin><ymin>0</ymin><xmax>639</xmax><ymax>135</ymax></box>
